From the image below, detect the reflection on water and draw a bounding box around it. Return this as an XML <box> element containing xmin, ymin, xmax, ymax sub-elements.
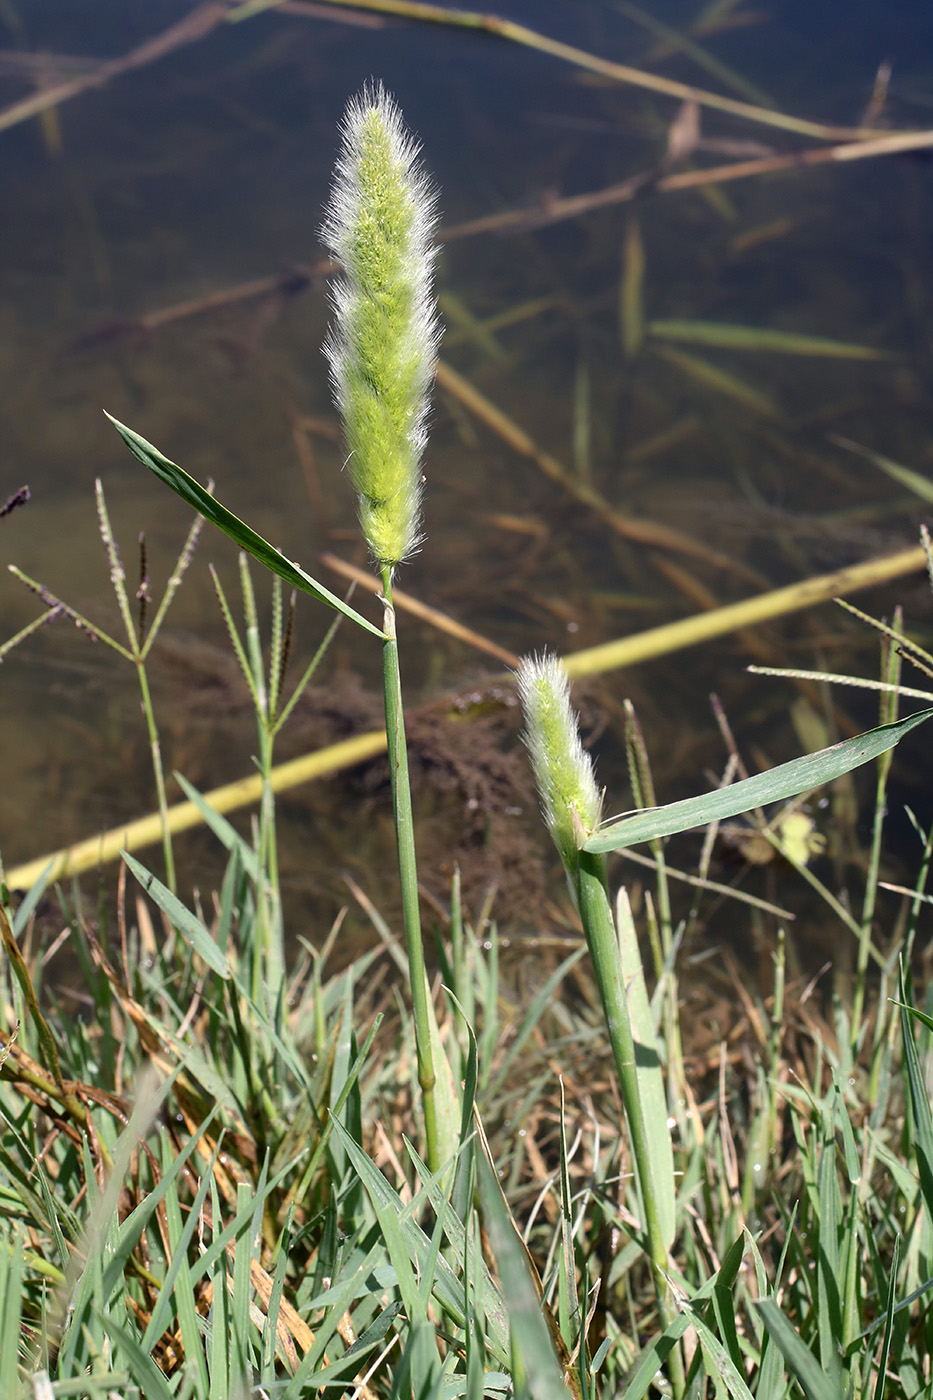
<box><xmin>1</xmin><ymin>0</ymin><xmax>932</xmax><ymax>953</ymax></box>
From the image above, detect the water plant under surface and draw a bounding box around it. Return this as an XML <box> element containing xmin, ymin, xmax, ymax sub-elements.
<box><xmin>4</xmin><ymin>82</ymin><xmax>933</xmax><ymax>1400</ymax></box>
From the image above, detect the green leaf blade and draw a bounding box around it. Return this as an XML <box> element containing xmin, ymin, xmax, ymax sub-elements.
<box><xmin>585</xmin><ymin>707</ymin><xmax>933</xmax><ymax>853</ymax></box>
<box><xmin>617</xmin><ymin>888</ymin><xmax>675</xmax><ymax>1248</ymax></box>
<box><xmin>756</xmin><ymin>1298</ymin><xmax>842</xmax><ymax>1400</ymax></box>
<box><xmin>648</xmin><ymin>319</ymin><xmax>888</xmax><ymax>359</ymax></box>
<box><xmin>105</xmin><ymin>414</ymin><xmax>385</xmax><ymax>639</ymax></box>
<box><xmin>897</xmin><ymin>964</ymin><xmax>933</xmax><ymax>1227</ymax></box>
<box><xmin>831</xmin><ymin>435</ymin><xmax>933</xmax><ymax>504</ymax></box>
<box><xmin>121</xmin><ymin>851</ymin><xmax>231</xmax><ymax>978</ymax></box>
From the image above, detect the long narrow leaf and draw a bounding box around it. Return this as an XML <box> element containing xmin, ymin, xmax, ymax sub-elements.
<box><xmin>619</xmin><ymin>1315</ymin><xmax>694</xmax><ymax>1400</ymax></box>
<box><xmin>706</xmin><ymin>1233</ymin><xmax>747</xmax><ymax>1379</ymax></box>
<box><xmin>476</xmin><ymin>1152</ymin><xmax>568</xmax><ymax>1400</ymax></box>
<box><xmin>648</xmin><ymin>319</ymin><xmax>887</xmax><ymax>359</ymax></box>
<box><xmin>103</xmin><ymin>1105</ymin><xmax>220</xmax><ymax>1303</ymax></box>
<box><xmin>616</xmin><ymin>887</ymin><xmax>675</xmax><ymax>1248</ymax></box>
<box><xmin>872</xmin><ymin>1236</ymin><xmax>899</xmax><ymax>1400</ymax></box>
<box><xmin>586</xmin><ymin>708</ymin><xmax>933</xmax><ymax>852</ymax></box>
<box><xmin>689</xmin><ymin>1309</ymin><xmax>755</xmax><ymax>1399</ymax></box>
<box><xmin>0</xmin><ymin>1238</ymin><xmax>22</xmax><ymax>1399</ymax></box>
<box><xmin>404</xmin><ymin>1138</ymin><xmax>511</xmax><ymax>1358</ymax></box>
<box><xmin>174</xmin><ymin>771</ymin><xmax>261</xmax><ymax>883</ymax></box>
<box><xmin>815</xmin><ymin>1116</ymin><xmax>843</xmax><ymax>1375</ymax></box>
<box><xmin>756</xmin><ymin>1299</ymin><xmax>842</xmax><ymax>1400</ymax></box>
<box><xmin>159</xmin><ymin>1138</ymin><xmax>212</xmax><ymax>1398</ymax></box>
<box><xmin>95</xmin><ymin>1309</ymin><xmax>176</xmax><ymax>1400</ymax></box>
<box><xmin>122</xmin><ymin>852</ymin><xmax>231</xmax><ymax>978</ymax></box>
<box><xmin>896</xmin><ymin>963</ymin><xmax>933</xmax><ymax>1224</ymax></box>
<box><xmin>486</xmin><ymin>945</ymin><xmax>586</xmax><ymax>1101</ymax></box>
<box><xmin>831</xmin><ymin>435</ymin><xmax>933</xmax><ymax>504</ymax></box>
<box><xmin>106</xmin><ymin>415</ymin><xmax>385</xmax><ymax>639</ymax></box>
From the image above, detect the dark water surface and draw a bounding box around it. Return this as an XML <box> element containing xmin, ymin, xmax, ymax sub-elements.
<box><xmin>2</xmin><ymin>1</ymin><xmax>932</xmax><ymax>956</ymax></box>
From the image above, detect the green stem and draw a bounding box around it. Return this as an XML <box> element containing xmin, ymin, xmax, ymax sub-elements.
<box><xmin>575</xmin><ymin>850</ymin><xmax>684</xmax><ymax>1399</ymax></box>
<box><xmin>381</xmin><ymin>573</ymin><xmax>439</xmax><ymax>1170</ymax></box>
<box><xmin>851</xmin><ymin>749</ymin><xmax>891</xmax><ymax>1040</ymax></box>
<box><xmin>253</xmin><ymin>720</ymin><xmax>284</xmax><ymax>1004</ymax></box>
<box><xmin>853</xmin><ymin>618</ymin><xmax>901</xmax><ymax>1047</ymax></box>
<box><xmin>135</xmin><ymin>660</ymin><xmax>175</xmax><ymax>894</ymax></box>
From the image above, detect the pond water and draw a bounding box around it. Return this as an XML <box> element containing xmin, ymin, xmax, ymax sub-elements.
<box><xmin>1</xmin><ymin>0</ymin><xmax>932</xmax><ymax>963</ymax></box>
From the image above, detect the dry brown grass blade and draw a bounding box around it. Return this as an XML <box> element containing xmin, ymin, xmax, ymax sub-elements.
<box><xmin>241</xmin><ymin>1254</ymin><xmax>311</xmax><ymax>1362</ymax></box>
<box><xmin>222</xmin><ymin>1244</ymin><xmax>382</xmax><ymax>1385</ymax></box>
<box><xmin>0</xmin><ymin>2</ymin><xmax>377</xmax><ymax>139</ymax></box>
<box><xmin>76</xmin><ymin>111</ymin><xmax>933</xmax><ymax>339</ymax></box>
<box><xmin>0</xmin><ymin>3</ymin><xmax>229</xmax><ymax>135</ymax></box>
<box><xmin>435</xmin><ymin>358</ymin><xmax>763</xmax><ymax>584</ymax></box>
<box><xmin>320</xmin><ymin>551</ymin><xmax>522</xmax><ymax>667</ymax></box>
<box><xmin>276</xmin><ymin>0</ymin><xmax>878</xmax><ymax>142</ymax></box>
<box><xmin>0</xmin><ymin>903</ymin><xmax>100</xmax><ymax>1132</ymax></box>
<box><xmin>444</xmin><ymin>127</ymin><xmax>933</xmax><ymax>242</ymax></box>
<box><xmin>72</xmin><ymin>263</ymin><xmax>329</xmax><ymax>347</ymax></box>
<box><xmin>69</xmin><ymin>124</ymin><xmax>933</xmax><ymax>346</ymax></box>
<box><xmin>0</xmin><ymin>0</ymin><xmax>881</xmax><ymax>148</ymax></box>
<box><xmin>0</xmin><ymin>1043</ymin><xmax>87</xmax><ymax>1149</ymax></box>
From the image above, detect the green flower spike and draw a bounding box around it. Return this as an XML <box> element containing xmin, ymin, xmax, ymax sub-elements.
<box><xmin>322</xmin><ymin>83</ymin><xmax>439</xmax><ymax>571</ymax></box>
<box><xmin>518</xmin><ymin>654</ymin><xmax>602</xmax><ymax>877</ymax></box>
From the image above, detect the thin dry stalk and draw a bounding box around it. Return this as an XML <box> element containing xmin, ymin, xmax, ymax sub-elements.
<box><xmin>0</xmin><ymin>3</ymin><xmax>229</xmax><ymax>135</ymax></box>
<box><xmin>320</xmin><ymin>552</ymin><xmax>522</xmax><ymax>667</ymax></box>
<box><xmin>435</xmin><ymin>359</ymin><xmax>763</xmax><ymax>585</ymax></box>
<box><xmin>266</xmin><ymin>0</ymin><xmax>895</xmax><ymax>142</ymax></box>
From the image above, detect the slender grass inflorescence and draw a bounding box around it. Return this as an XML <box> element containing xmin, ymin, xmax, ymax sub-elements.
<box><xmin>517</xmin><ymin>654</ymin><xmax>602</xmax><ymax>873</ymax></box>
<box><xmin>321</xmin><ymin>82</ymin><xmax>439</xmax><ymax>572</ymax></box>
<box><xmin>321</xmin><ymin>85</ymin><xmax>457</xmax><ymax>1173</ymax></box>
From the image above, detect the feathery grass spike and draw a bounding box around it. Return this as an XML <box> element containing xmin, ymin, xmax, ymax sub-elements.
<box><xmin>518</xmin><ymin>654</ymin><xmax>601</xmax><ymax>877</ymax></box>
<box><xmin>322</xmin><ymin>83</ymin><xmax>439</xmax><ymax>570</ymax></box>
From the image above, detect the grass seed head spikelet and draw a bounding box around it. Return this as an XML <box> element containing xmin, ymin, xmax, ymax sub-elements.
<box><xmin>517</xmin><ymin>654</ymin><xmax>602</xmax><ymax>877</ymax></box>
<box><xmin>321</xmin><ymin>83</ymin><xmax>439</xmax><ymax>571</ymax></box>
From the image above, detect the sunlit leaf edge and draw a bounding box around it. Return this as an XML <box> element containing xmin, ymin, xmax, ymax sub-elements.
<box><xmin>121</xmin><ymin>850</ymin><xmax>231</xmax><ymax>979</ymax></box>
<box><xmin>105</xmin><ymin>413</ymin><xmax>385</xmax><ymax>640</ymax></box>
<box><xmin>585</xmin><ymin>706</ymin><xmax>933</xmax><ymax>853</ymax></box>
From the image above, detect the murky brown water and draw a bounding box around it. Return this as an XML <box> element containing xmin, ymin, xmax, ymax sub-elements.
<box><xmin>2</xmin><ymin>0</ymin><xmax>932</xmax><ymax>958</ymax></box>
